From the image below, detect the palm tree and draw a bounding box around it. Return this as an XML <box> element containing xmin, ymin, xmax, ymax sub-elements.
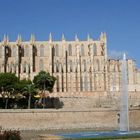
<box><xmin>37</xmin><ymin>73</ymin><xmax>49</xmax><ymax>108</ymax></box>
<box><xmin>33</xmin><ymin>71</ymin><xmax>56</xmax><ymax>108</ymax></box>
<box><xmin>23</xmin><ymin>84</ymin><xmax>36</xmax><ymax>109</ymax></box>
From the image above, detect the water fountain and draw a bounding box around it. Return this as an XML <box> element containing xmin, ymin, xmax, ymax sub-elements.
<box><xmin>120</xmin><ymin>53</ymin><xmax>129</xmax><ymax>131</ymax></box>
<box><xmin>53</xmin><ymin>54</ymin><xmax>140</xmax><ymax>139</ymax></box>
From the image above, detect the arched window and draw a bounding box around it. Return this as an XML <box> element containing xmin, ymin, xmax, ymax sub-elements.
<box><xmin>23</xmin><ymin>62</ymin><xmax>27</xmax><ymax>73</ymax></box>
<box><xmin>80</xmin><ymin>77</ymin><xmax>83</xmax><ymax>91</ymax></box>
<box><xmin>83</xmin><ymin>60</ymin><xmax>86</xmax><ymax>71</ymax></box>
<box><xmin>93</xmin><ymin>43</ymin><xmax>97</xmax><ymax>56</ymax></box>
<box><xmin>7</xmin><ymin>47</ymin><xmax>11</xmax><ymax>57</ymax></box>
<box><xmin>97</xmin><ymin>59</ymin><xmax>100</xmax><ymax>71</ymax></box>
<box><xmin>84</xmin><ymin>75</ymin><xmax>88</xmax><ymax>91</ymax></box>
<box><xmin>52</xmin><ymin>46</ymin><xmax>55</xmax><ymax>57</ymax></box>
<box><xmin>68</xmin><ymin>44</ymin><xmax>72</xmax><ymax>56</ymax></box>
<box><xmin>69</xmin><ymin>60</ymin><xmax>72</xmax><ymax>72</ymax></box>
<box><xmin>39</xmin><ymin>60</ymin><xmax>44</xmax><ymax>71</ymax></box>
<box><xmin>40</xmin><ymin>45</ymin><xmax>45</xmax><ymax>57</ymax></box>
<box><xmin>90</xmin><ymin>72</ymin><xmax>92</xmax><ymax>91</ymax></box>
<box><xmin>55</xmin><ymin>44</ymin><xmax>59</xmax><ymax>56</ymax></box>
<box><xmin>80</xmin><ymin>44</ymin><xmax>85</xmax><ymax>56</ymax></box>
<box><xmin>56</xmin><ymin>75</ymin><xmax>59</xmax><ymax>92</ymax></box>
<box><xmin>21</xmin><ymin>45</ymin><xmax>24</xmax><ymax>57</ymax></box>
<box><xmin>13</xmin><ymin>64</ymin><xmax>16</xmax><ymax>73</ymax></box>
<box><xmin>25</xmin><ymin>45</ymin><xmax>29</xmax><ymax>57</ymax></box>
<box><xmin>56</xmin><ymin>61</ymin><xmax>59</xmax><ymax>72</ymax></box>
<box><xmin>12</xmin><ymin>46</ymin><xmax>16</xmax><ymax>57</ymax></box>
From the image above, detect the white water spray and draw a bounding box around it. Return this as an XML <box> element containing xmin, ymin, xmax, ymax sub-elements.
<box><xmin>120</xmin><ymin>53</ymin><xmax>129</xmax><ymax>131</ymax></box>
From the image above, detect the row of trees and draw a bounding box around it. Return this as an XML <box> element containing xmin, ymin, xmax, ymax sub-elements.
<box><xmin>0</xmin><ymin>71</ymin><xmax>56</xmax><ymax>109</ymax></box>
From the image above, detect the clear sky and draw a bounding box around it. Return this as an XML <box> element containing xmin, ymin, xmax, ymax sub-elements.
<box><xmin>0</xmin><ymin>0</ymin><xmax>140</xmax><ymax>67</ymax></box>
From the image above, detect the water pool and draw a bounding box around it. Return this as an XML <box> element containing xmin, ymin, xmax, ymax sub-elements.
<box><xmin>57</xmin><ymin>131</ymin><xmax>140</xmax><ymax>139</ymax></box>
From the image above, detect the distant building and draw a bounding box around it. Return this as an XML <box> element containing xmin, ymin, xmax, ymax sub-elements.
<box><xmin>0</xmin><ymin>33</ymin><xmax>140</xmax><ymax>93</ymax></box>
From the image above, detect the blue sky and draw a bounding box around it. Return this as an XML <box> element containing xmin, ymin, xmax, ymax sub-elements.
<box><xmin>0</xmin><ymin>0</ymin><xmax>140</xmax><ymax>67</ymax></box>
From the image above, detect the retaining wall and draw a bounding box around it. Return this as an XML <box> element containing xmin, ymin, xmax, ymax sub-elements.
<box><xmin>0</xmin><ymin>109</ymin><xmax>140</xmax><ymax>131</ymax></box>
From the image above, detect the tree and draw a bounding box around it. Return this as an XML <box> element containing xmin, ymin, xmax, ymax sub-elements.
<box><xmin>23</xmin><ymin>84</ymin><xmax>36</xmax><ymax>109</ymax></box>
<box><xmin>33</xmin><ymin>71</ymin><xmax>56</xmax><ymax>92</ymax></box>
<box><xmin>0</xmin><ymin>73</ymin><xmax>19</xmax><ymax>109</ymax></box>
<box><xmin>33</xmin><ymin>71</ymin><xmax>56</xmax><ymax>108</ymax></box>
<box><xmin>0</xmin><ymin>73</ymin><xmax>19</xmax><ymax>92</ymax></box>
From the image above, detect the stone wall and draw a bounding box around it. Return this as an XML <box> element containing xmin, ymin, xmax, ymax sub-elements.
<box><xmin>0</xmin><ymin>109</ymin><xmax>140</xmax><ymax>131</ymax></box>
<box><xmin>52</xmin><ymin>91</ymin><xmax>140</xmax><ymax>109</ymax></box>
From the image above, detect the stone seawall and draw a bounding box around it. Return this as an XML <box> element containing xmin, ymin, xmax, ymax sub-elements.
<box><xmin>0</xmin><ymin>109</ymin><xmax>140</xmax><ymax>131</ymax></box>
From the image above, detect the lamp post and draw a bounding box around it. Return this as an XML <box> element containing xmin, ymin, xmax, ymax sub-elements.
<box><xmin>43</xmin><ymin>80</ymin><xmax>46</xmax><ymax>109</ymax></box>
<box><xmin>28</xmin><ymin>84</ymin><xmax>31</xmax><ymax>109</ymax></box>
<box><xmin>5</xmin><ymin>93</ymin><xmax>9</xmax><ymax>109</ymax></box>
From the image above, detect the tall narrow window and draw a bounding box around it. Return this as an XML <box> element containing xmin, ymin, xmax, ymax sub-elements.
<box><xmin>80</xmin><ymin>76</ymin><xmax>83</xmax><ymax>91</ymax></box>
<box><xmin>9</xmin><ymin>64</ymin><xmax>12</xmax><ymax>73</ymax></box>
<box><xmin>21</xmin><ymin>46</ymin><xmax>24</xmax><ymax>57</ymax></box>
<box><xmin>23</xmin><ymin>62</ymin><xmax>26</xmax><ymax>73</ymax></box>
<box><xmin>93</xmin><ymin>43</ymin><xmax>97</xmax><ymax>56</ymax></box>
<box><xmin>12</xmin><ymin>46</ymin><xmax>16</xmax><ymax>57</ymax></box>
<box><xmin>76</xmin><ymin>71</ymin><xmax>78</xmax><ymax>92</ymax></box>
<box><xmin>84</xmin><ymin>75</ymin><xmax>88</xmax><ymax>91</ymax></box>
<box><xmin>69</xmin><ymin>60</ymin><xmax>72</xmax><ymax>72</ymax></box>
<box><xmin>97</xmin><ymin>59</ymin><xmax>100</xmax><ymax>71</ymax></box>
<box><xmin>83</xmin><ymin>60</ymin><xmax>86</xmax><ymax>71</ymax></box>
<box><xmin>39</xmin><ymin>60</ymin><xmax>44</xmax><ymax>71</ymax></box>
<box><xmin>68</xmin><ymin>44</ymin><xmax>72</xmax><ymax>56</ymax></box>
<box><xmin>33</xmin><ymin>45</ymin><xmax>37</xmax><ymax>72</ymax></box>
<box><xmin>0</xmin><ymin>47</ymin><xmax>2</xmax><ymax>58</ymax></box>
<box><xmin>90</xmin><ymin>73</ymin><xmax>92</xmax><ymax>91</ymax></box>
<box><xmin>25</xmin><ymin>45</ymin><xmax>29</xmax><ymax>57</ymax></box>
<box><xmin>62</xmin><ymin>72</ymin><xmax>64</xmax><ymax>92</ymax></box>
<box><xmin>55</xmin><ymin>44</ymin><xmax>59</xmax><ymax>56</ymax></box>
<box><xmin>56</xmin><ymin>61</ymin><xmax>59</xmax><ymax>72</ymax></box>
<box><xmin>40</xmin><ymin>45</ymin><xmax>45</xmax><ymax>57</ymax></box>
<box><xmin>81</xmin><ymin>44</ymin><xmax>85</xmax><ymax>56</ymax></box>
<box><xmin>8</xmin><ymin>47</ymin><xmax>11</xmax><ymax>57</ymax></box>
<box><xmin>56</xmin><ymin>75</ymin><xmax>59</xmax><ymax>92</ymax></box>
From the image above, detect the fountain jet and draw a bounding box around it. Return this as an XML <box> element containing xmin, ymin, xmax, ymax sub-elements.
<box><xmin>120</xmin><ymin>53</ymin><xmax>129</xmax><ymax>131</ymax></box>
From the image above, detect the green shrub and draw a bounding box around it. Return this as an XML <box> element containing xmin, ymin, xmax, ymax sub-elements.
<box><xmin>0</xmin><ymin>129</ymin><xmax>21</xmax><ymax>140</ymax></box>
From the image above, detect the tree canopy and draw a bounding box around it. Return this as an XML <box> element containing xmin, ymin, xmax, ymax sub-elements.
<box><xmin>0</xmin><ymin>73</ymin><xmax>19</xmax><ymax>92</ymax></box>
<box><xmin>15</xmin><ymin>79</ymin><xmax>32</xmax><ymax>94</ymax></box>
<box><xmin>33</xmin><ymin>71</ymin><xmax>56</xmax><ymax>92</ymax></box>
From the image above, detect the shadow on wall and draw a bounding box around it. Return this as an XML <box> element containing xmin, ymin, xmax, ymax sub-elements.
<box><xmin>36</xmin><ymin>97</ymin><xmax>64</xmax><ymax>109</ymax></box>
<box><xmin>0</xmin><ymin>97</ymin><xmax>64</xmax><ymax>109</ymax></box>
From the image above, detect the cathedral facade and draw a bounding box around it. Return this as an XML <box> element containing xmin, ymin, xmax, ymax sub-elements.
<box><xmin>0</xmin><ymin>33</ymin><xmax>140</xmax><ymax>93</ymax></box>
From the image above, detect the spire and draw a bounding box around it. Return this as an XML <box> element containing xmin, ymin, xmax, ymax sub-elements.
<box><xmin>16</xmin><ymin>34</ymin><xmax>22</xmax><ymax>44</ymax></box>
<box><xmin>49</xmin><ymin>32</ymin><xmax>52</xmax><ymax>42</ymax></box>
<box><xmin>19</xmin><ymin>35</ymin><xmax>22</xmax><ymax>42</ymax></box>
<box><xmin>75</xmin><ymin>34</ymin><xmax>79</xmax><ymax>41</ymax></box>
<box><xmin>87</xmin><ymin>33</ymin><xmax>90</xmax><ymax>41</ymax></box>
<box><xmin>100</xmin><ymin>32</ymin><xmax>106</xmax><ymax>42</ymax></box>
<box><xmin>100</xmin><ymin>32</ymin><xmax>103</xmax><ymax>40</ymax></box>
<box><xmin>30</xmin><ymin>34</ymin><xmax>35</xmax><ymax>44</ymax></box>
<box><xmin>7</xmin><ymin>35</ymin><xmax>9</xmax><ymax>43</ymax></box>
<box><xmin>103</xmin><ymin>32</ymin><xmax>107</xmax><ymax>42</ymax></box>
<box><xmin>123</xmin><ymin>53</ymin><xmax>126</xmax><ymax>61</ymax></box>
<box><xmin>3</xmin><ymin>34</ymin><xmax>8</xmax><ymax>45</ymax></box>
<box><xmin>62</xmin><ymin>33</ymin><xmax>65</xmax><ymax>41</ymax></box>
<box><xmin>3</xmin><ymin>34</ymin><xmax>7</xmax><ymax>43</ymax></box>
